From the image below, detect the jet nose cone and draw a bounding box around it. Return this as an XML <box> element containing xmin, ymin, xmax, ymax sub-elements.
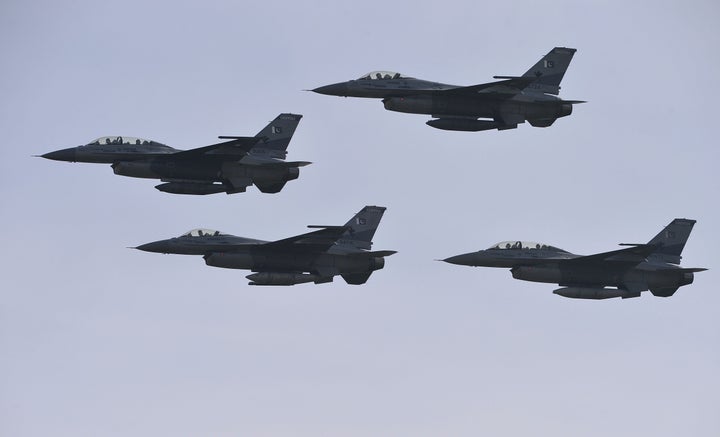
<box><xmin>442</xmin><ymin>253</ymin><xmax>477</xmax><ymax>266</ymax></box>
<box><xmin>311</xmin><ymin>82</ymin><xmax>348</xmax><ymax>96</ymax></box>
<box><xmin>40</xmin><ymin>148</ymin><xmax>77</xmax><ymax>162</ymax></box>
<box><xmin>135</xmin><ymin>240</ymin><xmax>171</xmax><ymax>253</ymax></box>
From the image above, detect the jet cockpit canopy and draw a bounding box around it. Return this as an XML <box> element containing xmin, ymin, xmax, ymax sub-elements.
<box><xmin>86</xmin><ymin>136</ymin><xmax>171</xmax><ymax>148</ymax></box>
<box><xmin>358</xmin><ymin>71</ymin><xmax>410</xmax><ymax>80</ymax></box>
<box><xmin>487</xmin><ymin>241</ymin><xmax>568</xmax><ymax>252</ymax></box>
<box><xmin>182</xmin><ymin>228</ymin><xmax>227</xmax><ymax>237</ymax></box>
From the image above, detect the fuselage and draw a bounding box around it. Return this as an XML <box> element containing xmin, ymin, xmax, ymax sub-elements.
<box><xmin>41</xmin><ymin>137</ymin><xmax>301</xmax><ymax>194</ymax></box>
<box><xmin>312</xmin><ymin>74</ymin><xmax>574</xmax><ymax>129</ymax></box>
<box><xmin>382</xmin><ymin>92</ymin><xmax>570</xmax><ymax>123</ymax></box>
<box><xmin>136</xmin><ymin>233</ymin><xmax>386</xmax><ymax>277</ymax></box>
<box><xmin>313</xmin><ymin>49</ymin><xmax>581</xmax><ymax>131</ymax></box>
<box><xmin>444</xmin><ymin>242</ymin><xmax>697</xmax><ymax>296</ymax></box>
<box><xmin>507</xmin><ymin>260</ymin><xmax>695</xmax><ymax>293</ymax></box>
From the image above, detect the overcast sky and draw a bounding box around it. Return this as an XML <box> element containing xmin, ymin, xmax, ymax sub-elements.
<box><xmin>2</xmin><ymin>1</ymin><xmax>719</xmax><ymax>436</ymax></box>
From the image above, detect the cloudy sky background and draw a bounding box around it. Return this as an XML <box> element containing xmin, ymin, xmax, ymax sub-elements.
<box><xmin>2</xmin><ymin>1</ymin><xmax>719</xmax><ymax>436</ymax></box>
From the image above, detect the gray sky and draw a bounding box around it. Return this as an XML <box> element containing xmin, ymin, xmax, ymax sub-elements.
<box><xmin>2</xmin><ymin>1</ymin><xmax>719</xmax><ymax>436</ymax></box>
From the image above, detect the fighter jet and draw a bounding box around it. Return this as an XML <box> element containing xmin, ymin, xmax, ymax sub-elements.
<box><xmin>39</xmin><ymin>113</ymin><xmax>308</xmax><ymax>195</ymax></box>
<box><xmin>134</xmin><ymin>206</ymin><xmax>395</xmax><ymax>286</ymax></box>
<box><xmin>442</xmin><ymin>219</ymin><xmax>706</xmax><ymax>299</ymax></box>
<box><xmin>312</xmin><ymin>47</ymin><xmax>583</xmax><ymax>132</ymax></box>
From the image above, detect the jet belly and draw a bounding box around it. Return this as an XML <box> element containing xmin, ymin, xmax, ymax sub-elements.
<box><xmin>255</xmin><ymin>253</ymin><xmax>317</xmax><ymax>273</ymax></box>
<box><xmin>383</xmin><ymin>95</ymin><xmax>495</xmax><ymax>118</ymax></box>
<box><xmin>512</xmin><ymin>264</ymin><xmax>623</xmax><ymax>287</ymax></box>
<box><xmin>511</xmin><ymin>262</ymin><xmax>688</xmax><ymax>292</ymax></box>
<box><xmin>113</xmin><ymin>159</ymin><xmax>219</xmax><ymax>180</ymax></box>
<box><xmin>557</xmin><ymin>264</ymin><xmax>690</xmax><ymax>291</ymax></box>
<box><xmin>217</xmin><ymin>251</ymin><xmax>386</xmax><ymax>277</ymax></box>
<box><xmin>383</xmin><ymin>94</ymin><xmax>571</xmax><ymax>125</ymax></box>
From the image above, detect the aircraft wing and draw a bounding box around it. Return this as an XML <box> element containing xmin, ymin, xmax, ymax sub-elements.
<box><xmin>442</xmin><ymin>77</ymin><xmax>538</xmax><ymax>96</ymax></box>
<box><xmin>346</xmin><ymin>250</ymin><xmax>397</xmax><ymax>258</ymax></box>
<box><xmin>561</xmin><ymin>244</ymin><xmax>659</xmax><ymax>268</ymax></box>
<box><xmin>240</xmin><ymin>158</ymin><xmax>312</xmax><ymax>168</ymax></box>
<box><xmin>258</xmin><ymin>226</ymin><xmax>349</xmax><ymax>253</ymax></box>
<box><xmin>257</xmin><ymin>160</ymin><xmax>311</xmax><ymax>168</ymax></box>
<box><xmin>170</xmin><ymin>137</ymin><xmax>261</xmax><ymax>160</ymax></box>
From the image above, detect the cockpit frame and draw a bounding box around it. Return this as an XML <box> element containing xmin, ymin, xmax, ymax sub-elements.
<box><xmin>181</xmin><ymin>229</ymin><xmax>226</xmax><ymax>237</ymax></box>
<box><xmin>486</xmin><ymin>241</ymin><xmax>568</xmax><ymax>253</ymax></box>
<box><xmin>86</xmin><ymin>136</ymin><xmax>169</xmax><ymax>146</ymax></box>
<box><xmin>357</xmin><ymin>71</ymin><xmax>410</xmax><ymax>80</ymax></box>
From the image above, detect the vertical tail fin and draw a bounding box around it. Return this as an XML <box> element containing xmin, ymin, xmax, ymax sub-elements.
<box><xmin>521</xmin><ymin>47</ymin><xmax>576</xmax><ymax>95</ymax></box>
<box><xmin>250</xmin><ymin>113</ymin><xmax>302</xmax><ymax>160</ymax></box>
<box><xmin>338</xmin><ymin>205</ymin><xmax>387</xmax><ymax>250</ymax></box>
<box><xmin>647</xmin><ymin>218</ymin><xmax>696</xmax><ymax>265</ymax></box>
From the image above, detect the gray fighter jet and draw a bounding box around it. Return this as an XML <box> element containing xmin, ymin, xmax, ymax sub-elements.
<box><xmin>312</xmin><ymin>47</ymin><xmax>583</xmax><ymax>132</ymax></box>
<box><xmin>442</xmin><ymin>219</ymin><xmax>706</xmax><ymax>299</ymax></box>
<box><xmin>39</xmin><ymin>113</ymin><xmax>308</xmax><ymax>195</ymax></box>
<box><xmin>134</xmin><ymin>206</ymin><xmax>395</xmax><ymax>286</ymax></box>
